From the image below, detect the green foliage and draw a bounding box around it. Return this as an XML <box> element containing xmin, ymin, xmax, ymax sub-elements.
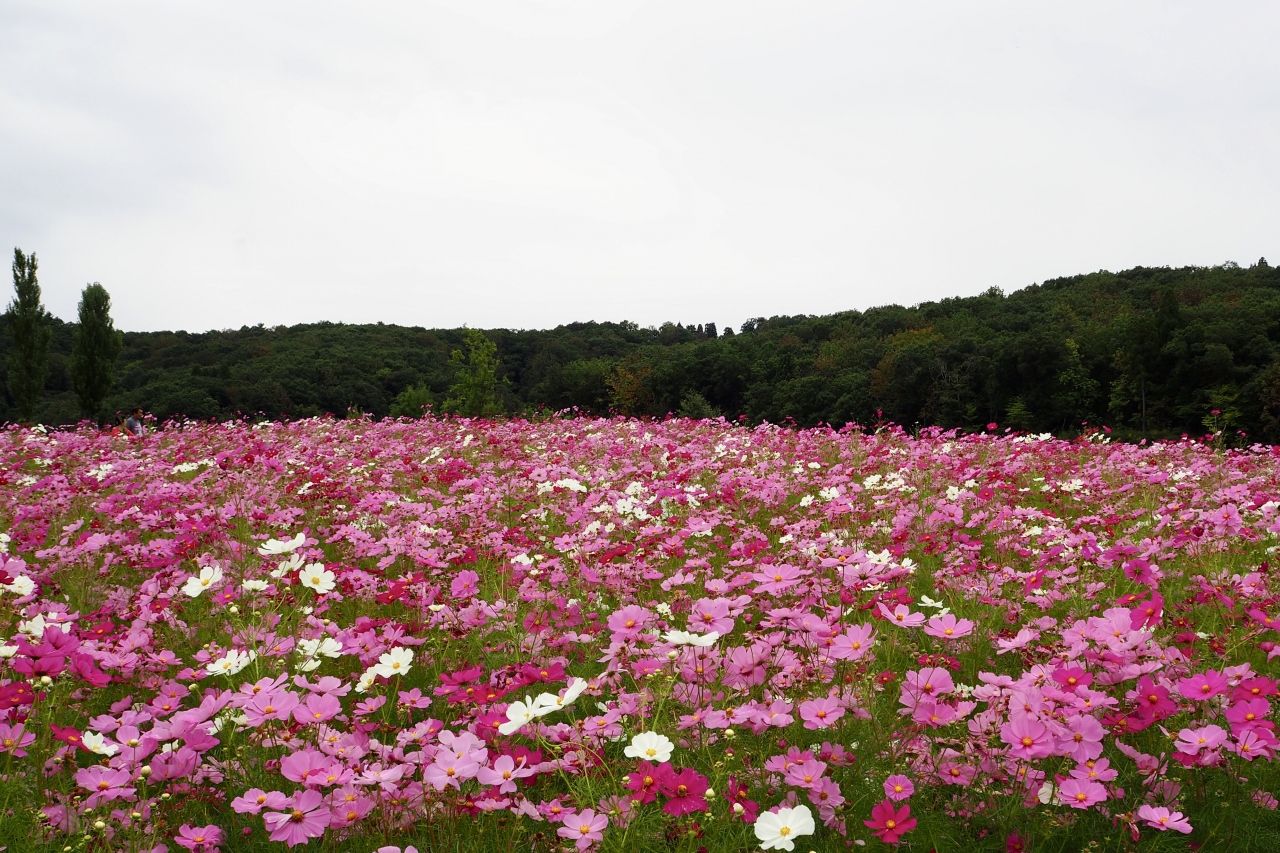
<box><xmin>69</xmin><ymin>282</ymin><xmax>123</xmax><ymax>421</ymax></box>
<box><xmin>390</xmin><ymin>383</ymin><xmax>435</xmax><ymax>418</ymax></box>
<box><xmin>677</xmin><ymin>390</ymin><xmax>720</xmax><ymax>419</ymax></box>
<box><xmin>442</xmin><ymin>328</ymin><xmax>503</xmax><ymax>417</ymax></box>
<box><xmin>5</xmin><ymin>261</ymin><xmax>1280</xmax><ymax>438</ymax></box>
<box><xmin>5</xmin><ymin>248</ymin><xmax>51</xmax><ymax>422</ymax></box>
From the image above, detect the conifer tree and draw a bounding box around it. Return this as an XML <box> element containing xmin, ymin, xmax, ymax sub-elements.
<box><xmin>70</xmin><ymin>282</ymin><xmax>124</xmax><ymax>421</ymax></box>
<box><xmin>6</xmin><ymin>248</ymin><xmax>51</xmax><ymax>423</ymax></box>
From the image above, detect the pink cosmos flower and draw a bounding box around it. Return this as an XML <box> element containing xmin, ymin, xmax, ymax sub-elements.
<box><xmin>1136</xmin><ymin>805</ymin><xmax>1193</xmax><ymax>833</ymax></box>
<box><xmin>783</xmin><ymin>759</ymin><xmax>828</xmax><ymax>790</ymax></box>
<box><xmin>923</xmin><ymin>613</ymin><xmax>974</xmax><ymax>640</ymax></box>
<box><xmin>1057</xmin><ymin>714</ymin><xmax>1105</xmax><ymax>762</ymax></box>
<box><xmin>828</xmin><ymin>623</ymin><xmax>876</xmax><ymax>660</ymax></box>
<box><xmin>232</xmin><ymin>788</ymin><xmax>289</xmax><ymax>815</ymax></box>
<box><xmin>1057</xmin><ymin>778</ymin><xmax>1106</xmax><ymax>809</ymax></box>
<box><xmin>477</xmin><ymin>754</ymin><xmax>535</xmax><ymax>794</ymax></box>
<box><xmin>798</xmin><ymin>697</ymin><xmax>844</xmax><ymax>730</ymax></box>
<box><xmin>877</xmin><ymin>603</ymin><xmax>925</xmax><ymax>628</ymax></box>
<box><xmin>1177</xmin><ymin>670</ymin><xmax>1229</xmax><ymax>701</ymax></box>
<box><xmin>1174</xmin><ymin>724</ymin><xmax>1228</xmax><ymax>756</ymax></box>
<box><xmin>1000</xmin><ymin>717</ymin><xmax>1055</xmax><ymax>760</ymax></box>
<box><xmin>0</xmin><ymin>722</ymin><xmax>36</xmax><ymax>757</ymax></box>
<box><xmin>293</xmin><ymin>692</ymin><xmax>342</xmax><ymax>725</ymax></box>
<box><xmin>899</xmin><ymin>667</ymin><xmax>955</xmax><ymax>709</ymax></box>
<box><xmin>174</xmin><ymin>824</ymin><xmax>224</xmax><ymax>851</ymax></box>
<box><xmin>995</xmin><ymin>628</ymin><xmax>1039</xmax><ymax>654</ymax></box>
<box><xmin>556</xmin><ymin>808</ymin><xmax>607</xmax><ymax>850</ymax></box>
<box><xmin>606</xmin><ymin>605</ymin><xmax>653</xmax><ymax>639</ymax></box>
<box><xmin>263</xmin><ymin>790</ymin><xmax>331</xmax><ymax>847</ymax></box>
<box><xmin>75</xmin><ymin>765</ymin><xmax>136</xmax><ymax>808</ymax></box>
<box><xmin>864</xmin><ymin>800</ymin><xmax>916</xmax><ymax>844</ymax></box>
<box><xmin>883</xmin><ymin>775</ymin><xmax>914</xmax><ymax>801</ymax></box>
<box><xmin>689</xmin><ymin>597</ymin><xmax>735</xmax><ymax>634</ymax></box>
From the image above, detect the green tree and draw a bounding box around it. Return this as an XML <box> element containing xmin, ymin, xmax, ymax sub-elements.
<box><xmin>390</xmin><ymin>383</ymin><xmax>435</xmax><ymax>418</ymax></box>
<box><xmin>6</xmin><ymin>248</ymin><xmax>51</xmax><ymax>423</ymax></box>
<box><xmin>442</xmin><ymin>328</ymin><xmax>502</xmax><ymax>417</ymax></box>
<box><xmin>70</xmin><ymin>282</ymin><xmax>123</xmax><ymax>421</ymax></box>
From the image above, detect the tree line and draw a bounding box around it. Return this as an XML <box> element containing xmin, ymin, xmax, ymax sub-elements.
<box><xmin>5</xmin><ymin>248</ymin><xmax>1280</xmax><ymax>441</ymax></box>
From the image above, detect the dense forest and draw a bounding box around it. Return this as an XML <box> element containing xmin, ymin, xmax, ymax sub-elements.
<box><xmin>4</xmin><ymin>260</ymin><xmax>1280</xmax><ymax>440</ymax></box>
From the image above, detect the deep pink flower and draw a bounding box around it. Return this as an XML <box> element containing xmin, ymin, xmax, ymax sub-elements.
<box><xmin>624</xmin><ymin>761</ymin><xmax>663</xmax><ymax>804</ymax></box>
<box><xmin>1177</xmin><ymin>670</ymin><xmax>1229</xmax><ymax>701</ymax></box>
<box><xmin>661</xmin><ymin>768</ymin><xmax>709</xmax><ymax>816</ymax></box>
<box><xmin>864</xmin><ymin>799</ymin><xmax>917</xmax><ymax>844</ymax></box>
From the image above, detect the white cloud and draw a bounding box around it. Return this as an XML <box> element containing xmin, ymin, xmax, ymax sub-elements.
<box><xmin>0</xmin><ymin>1</ymin><xmax>1277</xmax><ymax>333</ymax></box>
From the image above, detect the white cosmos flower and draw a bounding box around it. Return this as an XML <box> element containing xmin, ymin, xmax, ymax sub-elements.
<box><xmin>534</xmin><ymin>677</ymin><xmax>590</xmax><ymax>712</ymax></box>
<box><xmin>182</xmin><ymin>565</ymin><xmax>224</xmax><ymax>598</ymax></box>
<box><xmin>754</xmin><ymin>805</ymin><xmax>816</xmax><ymax>851</ymax></box>
<box><xmin>0</xmin><ymin>644</ymin><xmax>17</xmax><ymax>658</ymax></box>
<box><xmin>18</xmin><ymin>614</ymin><xmax>47</xmax><ymax>637</ymax></box>
<box><xmin>81</xmin><ymin>731</ymin><xmax>120</xmax><ymax>756</ymax></box>
<box><xmin>663</xmin><ymin>630</ymin><xmax>720</xmax><ymax>647</ymax></box>
<box><xmin>623</xmin><ymin>731</ymin><xmax>674</xmax><ymax>763</ymax></box>
<box><xmin>372</xmin><ymin>647</ymin><xmax>413</xmax><ymax>678</ymax></box>
<box><xmin>499</xmin><ymin>698</ymin><xmax>538</xmax><ymax>735</ymax></box>
<box><xmin>207</xmin><ymin>649</ymin><xmax>255</xmax><ymax>677</ymax></box>
<box><xmin>241</xmin><ymin>579</ymin><xmax>269</xmax><ymax>592</ymax></box>
<box><xmin>354</xmin><ymin>668</ymin><xmax>378</xmax><ymax>694</ymax></box>
<box><xmin>298</xmin><ymin>564</ymin><xmax>336</xmax><ymax>594</ymax></box>
<box><xmin>258</xmin><ymin>533</ymin><xmax>305</xmax><ymax>557</ymax></box>
<box><xmin>270</xmin><ymin>553</ymin><xmax>305</xmax><ymax>579</ymax></box>
<box><xmin>2</xmin><ymin>574</ymin><xmax>34</xmax><ymax>596</ymax></box>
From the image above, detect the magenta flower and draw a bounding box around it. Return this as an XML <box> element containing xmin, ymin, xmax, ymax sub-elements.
<box><xmin>689</xmin><ymin>597</ymin><xmax>735</xmax><ymax>634</ymax></box>
<box><xmin>798</xmin><ymin>697</ymin><xmax>844</xmax><ymax>730</ymax></box>
<box><xmin>1174</xmin><ymin>724</ymin><xmax>1228</xmax><ymax>756</ymax></box>
<box><xmin>1177</xmin><ymin>670</ymin><xmax>1229</xmax><ymax>701</ymax></box>
<box><xmin>263</xmin><ymin>790</ymin><xmax>332</xmax><ymax>847</ymax></box>
<box><xmin>556</xmin><ymin>808</ymin><xmax>608</xmax><ymax>849</ymax></box>
<box><xmin>661</xmin><ymin>767</ymin><xmax>710</xmax><ymax>816</ymax></box>
<box><xmin>864</xmin><ymin>799</ymin><xmax>917</xmax><ymax>844</ymax></box>
<box><xmin>174</xmin><ymin>824</ymin><xmax>224</xmax><ymax>851</ymax></box>
<box><xmin>883</xmin><ymin>775</ymin><xmax>914</xmax><ymax>801</ymax></box>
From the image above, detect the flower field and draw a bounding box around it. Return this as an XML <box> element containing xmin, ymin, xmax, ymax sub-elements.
<box><xmin>1</xmin><ymin>416</ymin><xmax>1278</xmax><ymax>852</ymax></box>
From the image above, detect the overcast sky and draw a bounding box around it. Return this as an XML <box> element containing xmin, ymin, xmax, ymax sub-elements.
<box><xmin>2</xmin><ymin>2</ymin><xmax>1278</xmax><ymax>334</ymax></box>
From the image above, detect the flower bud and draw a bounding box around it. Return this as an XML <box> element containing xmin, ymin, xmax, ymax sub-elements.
<box><xmin>704</xmin><ymin>788</ymin><xmax>715</xmax><ymax>799</ymax></box>
<box><xmin>724</xmin><ymin>728</ymin><xmax>736</xmax><ymax>739</ymax></box>
<box><xmin>733</xmin><ymin>802</ymin><xmax>745</xmax><ymax>814</ymax></box>
<box><xmin>667</xmin><ymin>650</ymin><xmax>678</xmax><ymax>660</ymax></box>
<box><xmin>93</xmin><ymin>821</ymin><xmax>106</xmax><ymax>831</ymax></box>
<box><xmin>40</xmin><ymin>675</ymin><xmax>53</xmax><ymax>686</ymax></box>
<box><xmin>139</xmin><ymin>766</ymin><xmax>152</xmax><ymax>778</ymax></box>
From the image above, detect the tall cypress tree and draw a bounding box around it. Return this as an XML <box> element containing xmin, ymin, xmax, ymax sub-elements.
<box><xmin>70</xmin><ymin>282</ymin><xmax>123</xmax><ymax>421</ymax></box>
<box><xmin>6</xmin><ymin>248</ymin><xmax>51</xmax><ymax>423</ymax></box>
